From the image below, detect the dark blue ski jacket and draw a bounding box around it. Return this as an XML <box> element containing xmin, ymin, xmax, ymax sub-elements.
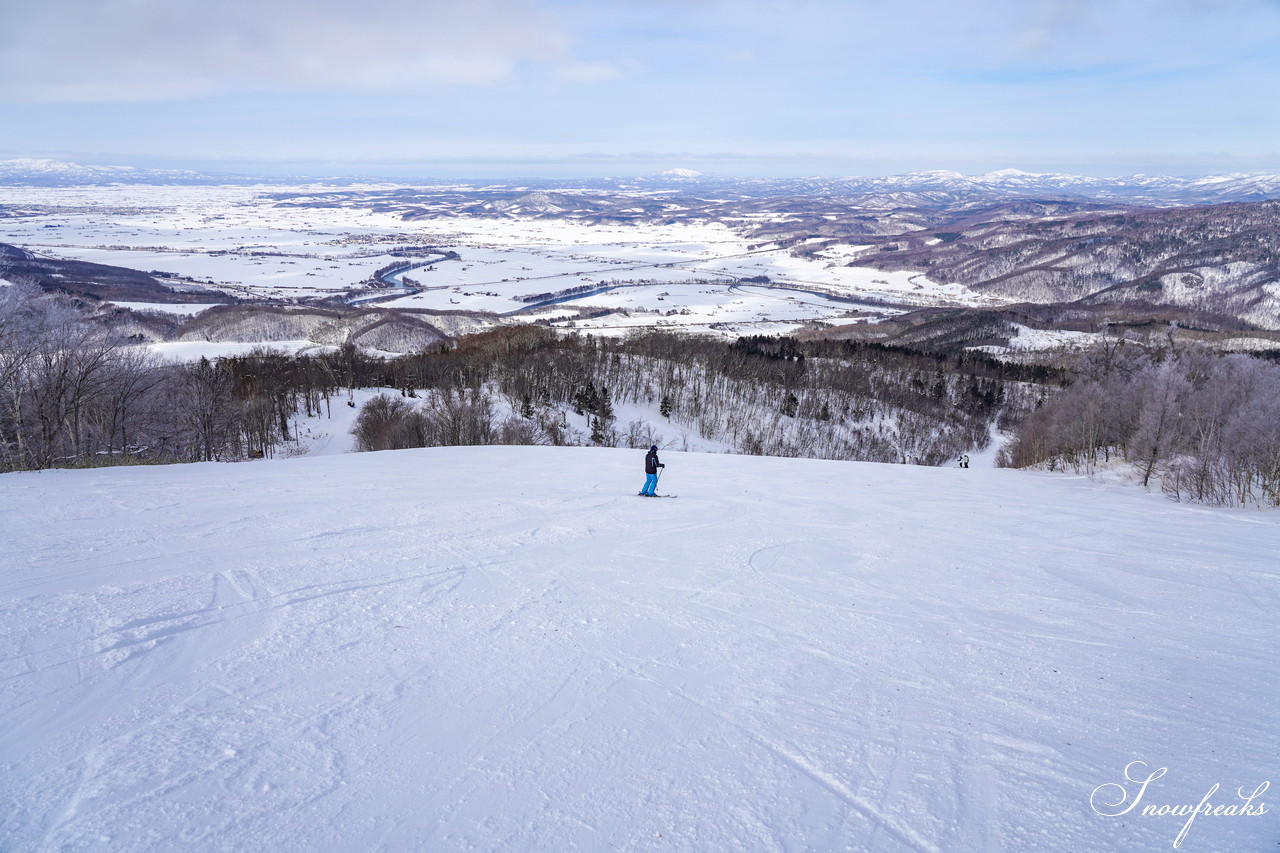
<box><xmin>645</xmin><ymin>449</ymin><xmax>664</xmax><ymax>475</ymax></box>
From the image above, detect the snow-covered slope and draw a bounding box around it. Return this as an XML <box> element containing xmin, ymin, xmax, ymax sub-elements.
<box><xmin>1</xmin><ymin>448</ymin><xmax>1276</xmax><ymax>851</ymax></box>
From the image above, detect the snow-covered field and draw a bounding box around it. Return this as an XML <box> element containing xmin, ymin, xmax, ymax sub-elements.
<box><xmin>109</xmin><ymin>302</ymin><xmax>225</xmax><ymax>317</ymax></box>
<box><xmin>2</xmin><ymin>447</ymin><xmax>1275</xmax><ymax>852</ymax></box>
<box><xmin>0</xmin><ymin>185</ymin><xmax>1005</xmax><ymax>338</ymax></box>
<box><xmin>146</xmin><ymin>340</ymin><xmax>339</xmax><ymax>363</ymax></box>
<box><xmin>970</xmin><ymin>324</ymin><xmax>1101</xmax><ymax>356</ymax></box>
<box><xmin>0</xmin><ymin>185</ymin><xmax>431</xmax><ymax>302</ymax></box>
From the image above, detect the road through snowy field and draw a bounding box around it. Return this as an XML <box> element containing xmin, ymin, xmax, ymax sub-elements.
<box><xmin>1</xmin><ymin>447</ymin><xmax>1277</xmax><ymax>852</ymax></box>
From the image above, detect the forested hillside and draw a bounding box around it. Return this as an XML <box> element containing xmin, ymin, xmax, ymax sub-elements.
<box><xmin>858</xmin><ymin>200</ymin><xmax>1280</xmax><ymax>328</ymax></box>
<box><xmin>347</xmin><ymin>327</ymin><xmax>1052</xmax><ymax>465</ymax></box>
<box><xmin>0</xmin><ymin>284</ymin><xmax>1051</xmax><ymax>472</ymax></box>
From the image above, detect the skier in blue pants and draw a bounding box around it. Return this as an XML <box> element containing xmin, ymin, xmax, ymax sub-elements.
<box><xmin>640</xmin><ymin>445</ymin><xmax>664</xmax><ymax>496</ymax></box>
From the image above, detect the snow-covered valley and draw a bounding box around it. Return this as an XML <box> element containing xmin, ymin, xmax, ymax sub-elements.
<box><xmin>7</xmin><ymin>179</ymin><xmax>1279</xmax><ymax>355</ymax></box>
<box><xmin>2</xmin><ymin>446</ymin><xmax>1276</xmax><ymax>851</ymax></box>
<box><xmin>0</xmin><ymin>184</ymin><xmax>1000</xmax><ymax>344</ymax></box>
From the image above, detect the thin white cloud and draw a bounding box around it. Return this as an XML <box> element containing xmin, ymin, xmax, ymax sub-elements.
<box><xmin>3</xmin><ymin>0</ymin><xmax>1278</xmax><ymax>174</ymax></box>
<box><xmin>0</xmin><ymin>0</ymin><xmax>574</xmax><ymax>102</ymax></box>
<box><xmin>553</xmin><ymin>62</ymin><xmax>623</xmax><ymax>84</ymax></box>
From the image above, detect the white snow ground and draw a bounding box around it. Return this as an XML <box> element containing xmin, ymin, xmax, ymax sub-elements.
<box><xmin>1</xmin><ymin>447</ymin><xmax>1277</xmax><ymax>852</ymax></box>
<box><xmin>145</xmin><ymin>340</ymin><xmax>340</xmax><ymax>363</ymax></box>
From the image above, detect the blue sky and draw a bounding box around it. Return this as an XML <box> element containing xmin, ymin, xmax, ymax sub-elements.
<box><xmin>2</xmin><ymin>0</ymin><xmax>1278</xmax><ymax>178</ymax></box>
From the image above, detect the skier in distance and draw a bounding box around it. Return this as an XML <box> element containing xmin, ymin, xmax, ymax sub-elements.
<box><xmin>640</xmin><ymin>445</ymin><xmax>664</xmax><ymax>496</ymax></box>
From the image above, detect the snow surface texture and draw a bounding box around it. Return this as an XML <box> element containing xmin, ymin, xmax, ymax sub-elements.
<box><xmin>1</xmin><ymin>447</ymin><xmax>1277</xmax><ymax>852</ymax></box>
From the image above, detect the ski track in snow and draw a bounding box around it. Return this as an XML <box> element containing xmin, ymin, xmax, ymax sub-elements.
<box><xmin>1</xmin><ymin>446</ymin><xmax>1278</xmax><ymax>852</ymax></box>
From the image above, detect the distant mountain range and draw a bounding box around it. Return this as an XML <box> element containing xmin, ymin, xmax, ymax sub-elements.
<box><xmin>0</xmin><ymin>158</ymin><xmax>231</xmax><ymax>187</ymax></box>
<box><xmin>4</xmin><ymin>158</ymin><xmax>1280</xmax><ymax>206</ymax></box>
<box><xmin>669</xmin><ymin>168</ymin><xmax>1280</xmax><ymax>207</ymax></box>
<box><xmin>806</xmin><ymin>168</ymin><xmax>1280</xmax><ymax>206</ymax></box>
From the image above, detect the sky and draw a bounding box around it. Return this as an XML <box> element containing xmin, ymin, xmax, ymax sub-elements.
<box><xmin>1</xmin><ymin>0</ymin><xmax>1279</xmax><ymax>178</ymax></box>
